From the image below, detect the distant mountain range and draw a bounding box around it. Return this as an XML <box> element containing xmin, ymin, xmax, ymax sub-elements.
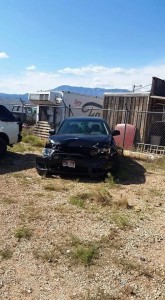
<box><xmin>0</xmin><ymin>93</ymin><xmax>28</xmax><ymax>101</ymax></box>
<box><xmin>0</xmin><ymin>85</ymin><xmax>130</xmax><ymax>102</ymax></box>
<box><xmin>52</xmin><ymin>85</ymin><xmax>130</xmax><ymax>97</ymax></box>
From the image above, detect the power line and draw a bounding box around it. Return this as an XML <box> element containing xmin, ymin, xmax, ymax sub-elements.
<box><xmin>133</xmin><ymin>84</ymin><xmax>151</xmax><ymax>92</ymax></box>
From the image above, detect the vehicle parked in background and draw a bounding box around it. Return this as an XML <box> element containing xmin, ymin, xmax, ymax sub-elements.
<box><xmin>0</xmin><ymin>105</ymin><xmax>22</xmax><ymax>157</ymax></box>
<box><xmin>29</xmin><ymin>91</ymin><xmax>103</xmax><ymax>134</ymax></box>
<box><xmin>11</xmin><ymin>104</ymin><xmax>36</xmax><ymax>125</ymax></box>
<box><xmin>36</xmin><ymin>117</ymin><xmax>120</xmax><ymax>177</ymax></box>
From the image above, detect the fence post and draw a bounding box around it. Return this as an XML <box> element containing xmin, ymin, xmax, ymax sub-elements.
<box><xmin>122</xmin><ymin>106</ymin><xmax>129</xmax><ymax>154</ymax></box>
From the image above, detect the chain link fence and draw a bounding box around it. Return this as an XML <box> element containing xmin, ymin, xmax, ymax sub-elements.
<box><xmin>103</xmin><ymin>108</ymin><xmax>165</xmax><ymax>154</ymax></box>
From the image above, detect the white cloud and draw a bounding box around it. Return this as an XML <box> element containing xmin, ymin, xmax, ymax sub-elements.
<box><xmin>58</xmin><ymin>65</ymin><xmax>108</xmax><ymax>75</ymax></box>
<box><xmin>1</xmin><ymin>62</ymin><xmax>165</xmax><ymax>93</ymax></box>
<box><xmin>0</xmin><ymin>52</ymin><xmax>9</xmax><ymax>59</ymax></box>
<box><xmin>26</xmin><ymin>65</ymin><xmax>36</xmax><ymax>70</ymax></box>
<box><xmin>57</xmin><ymin>63</ymin><xmax>165</xmax><ymax>90</ymax></box>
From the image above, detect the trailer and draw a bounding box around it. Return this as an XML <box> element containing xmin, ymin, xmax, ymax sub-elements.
<box><xmin>28</xmin><ymin>91</ymin><xmax>103</xmax><ymax>137</ymax></box>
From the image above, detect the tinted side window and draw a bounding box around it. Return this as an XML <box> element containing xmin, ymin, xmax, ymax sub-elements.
<box><xmin>0</xmin><ymin>105</ymin><xmax>17</xmax><ymax>122</ymax></box>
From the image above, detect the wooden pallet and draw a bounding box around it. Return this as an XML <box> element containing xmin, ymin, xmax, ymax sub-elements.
<box><xmin>34</xmin><ymin>121</ymin><xmax>52</xmax><ymax>138</ymax></box>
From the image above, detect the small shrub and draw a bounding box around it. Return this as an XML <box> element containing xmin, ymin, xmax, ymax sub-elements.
<box><xmin>72</xmin><ymin>243</ymin><xmax>99</xmax><ymax>266</ymax></box>
<box><xmin>69</xmin><ymin>197</ymin><xmax>85</xmax><ymax>208</ymax></box>
<box><xmin>111</xmin><ymin>213</ymin><xmax>131</xmax><ymax>229</ymax></box>
<box><xmin>14</xmin><ymin>227</ymin><xmax>32</xmax><ymax>241</ymax></box>
<box><xmin>0</xmin><ymin>248</ymin><xmax>13</xmax><ymax>260</ymax></box>
<box><xmin>105</xmin><ymin>173</ymin><xmax>116</xmax><ymax>187</ymax></box>
<box><xmin>93</xmin><ymin>188</ymin><xmax>113</xmax><ymax>206</ymax></box>
<box><xmin>69</xmin><ymin>192</ymin><xmax>92</xmax><ymax>208</ymax></box>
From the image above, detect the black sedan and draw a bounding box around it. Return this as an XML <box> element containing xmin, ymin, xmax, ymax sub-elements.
<box><xmin>36</xmin><ymin>117</ymin><xmax>120</xmax><ymax>177</ymax></box>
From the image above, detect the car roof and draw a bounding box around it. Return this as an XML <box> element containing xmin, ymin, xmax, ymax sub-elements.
<box><xmin>64</xmin><ymin>117</ymin><xmax>105</xmax><ymax>122</ymax></box>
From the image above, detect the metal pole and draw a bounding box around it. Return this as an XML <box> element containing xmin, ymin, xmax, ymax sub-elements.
<box><xmin>20</xmin><ymin>98</ymin><xmax>24</xmax><ymax>123</ymax></box>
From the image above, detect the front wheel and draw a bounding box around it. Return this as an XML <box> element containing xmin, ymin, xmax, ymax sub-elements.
<box><xmin>36</xmin><ymin>167</ymin><xmax>50</xmax><ymax>177</ymax></box>
<box><xmin>0</xmin><ymin>138</ymin><xmax>7</xmax><ymax>158</ymax></box>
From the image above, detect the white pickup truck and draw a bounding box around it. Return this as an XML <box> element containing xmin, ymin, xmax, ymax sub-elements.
<box><xmin>0</xmin><ymin>105</ymin><xmax>22</xmax><ymax>158</ymax></box>
<box><xmin>11</xmin><ymin>104</ymin><xmax>36</xmax><ymax>125</ymax></box>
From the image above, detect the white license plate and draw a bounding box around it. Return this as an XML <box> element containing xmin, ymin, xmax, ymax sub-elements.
<box><xmin>62</xmin><ymin>160</ymin><xmax>75</xmax><ymax>168</ymax></box>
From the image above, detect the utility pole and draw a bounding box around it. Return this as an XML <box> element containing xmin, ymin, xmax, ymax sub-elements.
<box><xmin>20</xmin><ymin>97</ymin><xmax>24</xmax><ymax>123</ymax></box>
<box><xmin>132</xmin><ymin>85</ymin><xmax>142</xmax><ymax>92</ymax></box>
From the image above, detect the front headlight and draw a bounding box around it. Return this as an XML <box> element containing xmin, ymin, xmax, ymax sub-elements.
<box><xmin>42</xmin><ymin>148</ymin><xmax>55</xmax><ymax>157</ymax></box>
<box><xmin>98</xmin><ymin>147</ymin><xmax>111</xmax><ymax>154</ymax></box>
<box><xmin>90</xmin><ymin>144</ymin><xmax>111</xmax><ymax>156</ymax></box>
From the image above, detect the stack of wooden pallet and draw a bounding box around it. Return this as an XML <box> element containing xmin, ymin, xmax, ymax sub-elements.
<box><xmin>34</xmin><ymin>121</ymin><xmax>51</xmax><ymax>138</ymax></box>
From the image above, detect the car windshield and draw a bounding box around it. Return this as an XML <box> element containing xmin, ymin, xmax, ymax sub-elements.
<box><xmin>57</xmin><ymin>119</ymin><xmax>110</xmax><ymax>135</ymax></box>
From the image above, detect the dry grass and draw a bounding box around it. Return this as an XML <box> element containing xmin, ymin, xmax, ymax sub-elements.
<box><xmin>0</xmin><ymin>248</ymin><xmax>13</xmax><ymax>260</ymax></box>
<box><xmin>69</xmin><ymin>192</ymin><xmax>93</xmax><ymax>208</ymax></box>
<box><xmin>33</xmin><ymin>247</ymin><xmax>60</xmax><ymax>263</ymax></box>
<box><xmin>1</xmin><ymin>132</ymin><xmax>165</xmax><ymax>299</ymax></box>
<box><xmin>111</xmin><ymin>213</ymin><xmax>131</xmax><ymax>229</ymax></box>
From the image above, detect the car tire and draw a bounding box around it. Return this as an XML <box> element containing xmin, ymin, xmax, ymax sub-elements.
<box><xmin>36</xmin><ymin>167</ymin><xmax>50</xmax><ymax>177</ymax></box>
<box><xmin>0</xmin><ymin>138</ymin><xmax>7</xmax><ymax>158</ymax></box>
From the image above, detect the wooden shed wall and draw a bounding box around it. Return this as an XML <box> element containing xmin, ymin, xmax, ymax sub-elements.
<box><xmin>103</xmin><ymin>95</ymin><xmax>150</xmax><ymax>143</ymax></box>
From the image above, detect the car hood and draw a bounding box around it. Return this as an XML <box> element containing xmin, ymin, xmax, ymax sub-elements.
<box><xmin>49</xmin><ymin>134</ymin><xmax>112</xmax><ymax>147</ymax></box>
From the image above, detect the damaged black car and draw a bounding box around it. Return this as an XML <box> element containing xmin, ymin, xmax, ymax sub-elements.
<box><xmin>36</xmin><ymin>117</ymin><xmax>120</xmax><ymax>177</ymax></box>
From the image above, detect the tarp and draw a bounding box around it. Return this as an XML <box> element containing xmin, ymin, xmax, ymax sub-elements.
<box><xmin>114</xmin><ymin>124</ymin><xmax>136</xmax><ymax>150</ymax></box>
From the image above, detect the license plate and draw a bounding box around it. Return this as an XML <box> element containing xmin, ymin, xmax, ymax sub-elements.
<box><xmin>62</xmin><ymin>160</ymin><xmax>75</xmax><ymax>168</ymax></box>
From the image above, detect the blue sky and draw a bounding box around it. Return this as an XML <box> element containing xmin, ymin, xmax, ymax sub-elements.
<box><xmin>1</xmin><ymin>0</ymin><xmax>165</xmax><ymax>93</ymax></box>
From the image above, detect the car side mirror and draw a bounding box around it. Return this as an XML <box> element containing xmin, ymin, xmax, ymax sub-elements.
<box><xmin>49</xmin><ymin>129</ymin><xmax>55</xmax><ymax>135</ymax></box>
<box><xmin>112</xmin><ymin>130</ymin><xmax>120</xmax><ymax>136</ymax></box>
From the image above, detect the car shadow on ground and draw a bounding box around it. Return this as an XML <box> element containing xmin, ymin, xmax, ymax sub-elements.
<box><xmin>113</xmin><ymin>155</ymin><xmax>146</xmax><ymax>185</ymax></box>
<box><xmin>58</xmin><ymin>155</ymin><xmax>146</xmax><ymax>185</ymax></box>
<box><xmin>0</xmin><ymin>151</ymin><xmax>37</xmax><ymax>175</ymax></box>
<box><xmin>0</xmin><ymin>152</ymin><xmax>146</xmax><ymax>186</ymax></box>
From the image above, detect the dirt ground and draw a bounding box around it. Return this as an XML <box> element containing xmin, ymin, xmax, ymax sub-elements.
<box><xmin>0</xmin><ymin>149</ymin><xmax>165</xmax><ymax>300</ymax></box>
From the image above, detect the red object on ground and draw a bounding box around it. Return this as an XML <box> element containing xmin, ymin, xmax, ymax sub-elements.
<box><xmin>114</xmin><ymin>124</ymin><xmax>136</xmax><ymax>150</ymax></box>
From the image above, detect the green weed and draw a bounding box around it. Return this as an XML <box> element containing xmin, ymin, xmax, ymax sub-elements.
<box><xmin>69</xmin><ymin>192</ymin><xmax>92</xmax><ymax>208</ymax></box>
<box><xmin>22</xmin><ymin>134</ymin><xmax>45</xmax><ymax>147</ymax></box>
<box><xmin>111</xmin><ymin>213</ymin><xmax>131</xmax><ymax>229</ymax></box>
<box><xmin>72</xmin><ymin>243</ymin><xmax>99</xmax><ymax>266</ymax></box>
<box><xmin>14</xmin><ymin>226</ymin><xmax>32</xmax><ymax>241</ymax></box>
<box><xmin>11</xmin><ymin>143</ymin><xmax>28</xmax><ymax>153</ymax></box>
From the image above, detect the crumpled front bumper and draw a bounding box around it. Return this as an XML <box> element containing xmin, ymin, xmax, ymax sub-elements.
<box><xmin>36</xmin><ymin>152</ymin><xmax>114</xmax><ymax>176</ymax></box>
